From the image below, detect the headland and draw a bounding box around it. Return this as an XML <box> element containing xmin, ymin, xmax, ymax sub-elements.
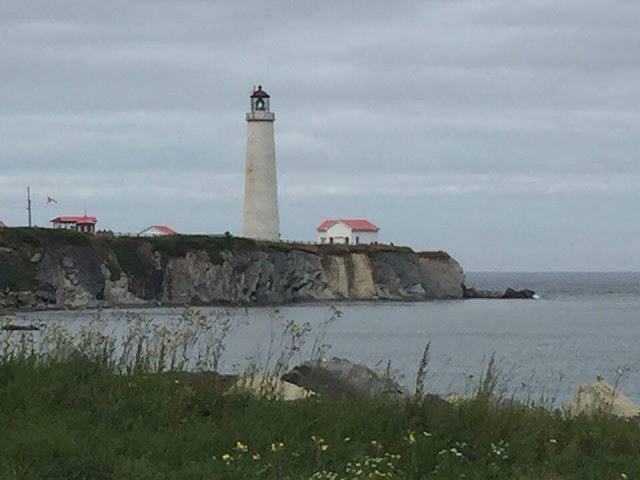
<box><xmin>0</xmin><ymin>228</ymin><xmax>466</xmax><ymax>310</ymax></box>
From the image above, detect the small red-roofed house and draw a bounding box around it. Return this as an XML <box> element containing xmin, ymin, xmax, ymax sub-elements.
<box><xmin>316</xmin><ymin>219</ymin><xmax>379</xmax><ymax>245</ymax></box>
<box><xmin>0</xmin><ymin>220</ymin><xmax>6</xmax><ymax>228</ymax></box>
<box><xmin>138</xmin><ymin>225</ymin><xmax>178</xmax><ymax>237</ymax></box>
<box><xmin>51</xmin><ymin>215</ymin><xmax>97</xmax><ymax>234</ymax></box>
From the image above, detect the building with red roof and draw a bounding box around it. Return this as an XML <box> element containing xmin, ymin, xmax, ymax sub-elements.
<box><xmin>138</xmin><ymin>225</ymin><xmax>178</xmax><ymax>237</ymax></box>
<box><xmin>316</xmin><ymin>219</ymin><xmax>379</xmax><ymax>245</ymax></box>
<box><xmin>0</xmin><ymin>220</ymin><xmax>6</xmax><ymax>228</ymax></box>
<box><xmin>51</xmin><ymin>215</ymin><xmax>97</xmax><ymax>234</ymax></box>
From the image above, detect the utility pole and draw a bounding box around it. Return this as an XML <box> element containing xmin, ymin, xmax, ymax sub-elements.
<box><xmin>27</xmin><ymin>187</ymin><xmax>32</xmax><ymax>227</ymax></box>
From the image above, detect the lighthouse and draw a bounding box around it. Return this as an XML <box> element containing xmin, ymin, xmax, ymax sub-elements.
<box><xmin>242</xmin><ymin>85</ymin><xmax>280</xmax><ymax>241</ymax></box>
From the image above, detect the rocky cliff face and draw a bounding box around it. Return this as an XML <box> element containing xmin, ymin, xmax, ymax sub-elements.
<box><xmin>0</xmin><ymin>229</ymin><xmax>465</xmax><ymax>309</ymax></box>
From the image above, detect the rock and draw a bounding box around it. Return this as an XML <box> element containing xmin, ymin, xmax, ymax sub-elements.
<box><xmin>163</xmin><ymin>249</ymin><xmax>335</xmax><ymax>305</ymax></box>
<box><xmin>463</xmin><ymin>287</ymin><xmax>503</xmax><ymax>299</ymax></box>
<box><xmin>159</xmin><ymin>371</ymin><xmax>309</xmax><ymax>400</ymax></box>
<box><xmin>16</xmin><ymin>291</ymin><xmax>34</xmax><ymax>306</ymax></box>
<box><xmin>101</xmin><ymin>265</ymin><xmax>146</xmax><ymax>305</ymax></box>
<box><xmin>321</xmin><ymin>253</ymin><xmax>378</xmax><ymax>299</ymax></box>
<box><xmin>463</xmin><ymin>286</ymin><xmax>536</xmax><ymax>299</ymax></box>
<box><xmin>3</xmin><ymin>233</ymin><xmax>468</xmax><ymax>309</ymax></box>
<box><xmin>282</xmin><ymin>357</ymin><xmax>410</xmax><ymax>402</ymax></box>
<box><xmin>502</xmin><ymin>288</ymin><xmax>536</xmax><ymax>299</ymax></box>
<box><xmin>1</xmin><ymin>324</ymin><xmax>40</xmax><ymax>331</ymax></box>
<box><xmin>0</xmin><ymin>247</ymin><xmax>14</xmax><ymax>254</ymax></box>
<box><xmin>565</xmin><ymin>380</ymin><xmax>640</xmax><ymax>418</ymax></box>
<box><xmin>232</xmin><ymin>375</ymin><xmax>312</xmax><ymax>400</ymax></box>
<box><xmin>36</xmin><ymin>246</ymin><xmax>105</xmax><ymax>308</ymax></box>
<box><xmin>371</xmin><ymin>251</ymin><xmax>424</xmax><ymax>299</ymax></box>
<box><xmin>349</xmin><ymin>253</ymin><xmax>377</xmax><ymax>298</ymax></box>
<box><xmin>419</xmin><ymin>252</ymin><xmax>465</xmax><ymax>299</ymax></box>
<box><xmin>322</xmin><ymin>255</ymin><xmax>349</xmax><ymax>297</ymax></box>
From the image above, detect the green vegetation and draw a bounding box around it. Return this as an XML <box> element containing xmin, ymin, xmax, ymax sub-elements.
<box><xmin>1</xmin><ymin>309</ymin><xmax>639</xmax><ymax>479</ymax></box>
<box><xmin>1</xmin><ymin>359</ymin><xmax>640</xmax><ymax>479</ymax></box>
<box><xmin>0</xmin><ymin>227</ymin><xmax>89</xmax><ymax>249</ymax></box>
<box><xmin>95</xmin><ymin>233</ymin><xmax>239</xmax><ymax>281</ymax></box>
<box><xmin>109</xmin><ymin>238</ymin><xmax>155</xmax><ymax>279</ymax></box>
<box><xmin>0</xmin><ymin>262</ymin><xmax>34</xmax><ymax>291</ymax></box>
<box><xmin>146</xmin><ymin>233</ymin><xmax>235</xmax><ymax>265</ymax></box>
<box><xmin>418</xmin><ymin>251</ymin><xmax>453</xmax><ymax>262</ymax></box>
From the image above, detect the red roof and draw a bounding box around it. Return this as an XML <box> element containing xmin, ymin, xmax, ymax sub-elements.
<box><xmin>150</xmin><ymin>225</ymin><xmax>177</xmax><ymax>235</ymax></box>
<box><xmin>316</xmin><ymin>219</ymin><xmax>337</xmax><ymax>232</ymax></box>
<box><xmin>316</xmin><ymin>219</ymin><xmax>379</xmax><ymax>232</ymax></box>
<box><xmin>51</xmin><ymin>216</ymin><xmax>97</xmax><ymax>225</ymax></box>
<box><xmin>0</xmin><ymin>221</ymin><xmax>6</xmax><ymax>228</ymax></box>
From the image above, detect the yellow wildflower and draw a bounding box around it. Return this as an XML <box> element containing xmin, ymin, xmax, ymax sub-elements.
<box><xmin>271</xmin><ymin>441</ymin><xmax>285</xmax><ymax>452</ymax></box>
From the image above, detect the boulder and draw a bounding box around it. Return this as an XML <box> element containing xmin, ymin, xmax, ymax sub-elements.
<box><xmin>463</xmin><ymin>286</ymin><xmax>536</xmax><ymax>299</ymax></box>
<box><xmin>101</xmin><ymin>265</ymin><xmax>146</xmax><ymax>305</ymax></box>
<box><xmin>463</xmin><ymin>287</ymin><xmax>503</xmax><ymax>299</ymax></box>
<box><xmin>37</xmin><ymin>246</ymin><xmax>105</xmax><ymax>307</ymax></box>
<box><xmin>232</xmin><ymin>374</ymin><xmax>312</xmax><ymax>400</ymax></box>
<box><xmin>282</xmin><ymin>357</ymin><xmax>410</xmax><ymax>402</ymax></box>
<box><xmin>30</xmin><ymin>252</ymin><xmax>42</xmax><ymax>264</ymax></box>
<box><xmin>160</xmin><ymin>371</ymin><xmax>310</xmax><ymax>400</ymax></box>
<box><xmin>502</xmin><ymin>288</ymin><xmax>536</xmax><ymax>299</ymax></box>
<box><xmin>565</xmin><ymin>380</ymin><xmax>640</xmax><ymax>418</ymax></box>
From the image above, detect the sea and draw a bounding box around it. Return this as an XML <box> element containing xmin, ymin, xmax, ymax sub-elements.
<box><xmin>8</xmin><ymin>272</ymin><xmax>640</xmax><ymax>406</ymax></box>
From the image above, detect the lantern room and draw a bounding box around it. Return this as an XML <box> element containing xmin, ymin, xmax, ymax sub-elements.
<box><xmin>250</xmin><ymin>85</ymin><xmax>271</xmax><ymax>112</ymax></box>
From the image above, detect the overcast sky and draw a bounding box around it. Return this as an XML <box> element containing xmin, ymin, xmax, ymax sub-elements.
<box><xmin>1</xmin><ymin>0</ymin><xmax>639</xmax><ymax>271</ymax></box>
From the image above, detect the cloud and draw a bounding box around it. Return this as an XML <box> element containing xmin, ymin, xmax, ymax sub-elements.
<box><xmin>1</xmin><ymin>0</ymin><xmax>639</xmax><ymax>270</ymax></box>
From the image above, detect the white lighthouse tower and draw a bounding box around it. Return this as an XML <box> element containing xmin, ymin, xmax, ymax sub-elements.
<box><xmin>242</xmin><ymin>85</ymin><xmax>280</xmax><ymax>241</ymax></box>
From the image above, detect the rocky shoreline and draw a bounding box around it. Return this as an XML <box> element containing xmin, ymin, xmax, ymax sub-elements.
<box><xmin>0</xmin><ymin>229</ymin><xmax>464</xmax><ymax>311</ymax></box>
<box><xmin>0</xmin><ymin>228</ymin><xmax>534</xmax><ymax>312</ymax></box>
<box><xmin>463</xmin><ymin>286</ymin><xmax>537</xmax><ymax>299</ymax></box>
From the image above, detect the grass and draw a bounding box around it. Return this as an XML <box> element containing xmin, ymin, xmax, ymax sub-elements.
<box><xmin>147</xmin><ymin>233</ymin><xmax>234</xmax><ymax>265</ymax></box>
<box><xmin>1</xmin><ymin>309</ymin><xmax>639</xmax><ymax>479</ymax></box>
<box><xmin>0</xmin><ymin>262</ymin><xmax>35</xmax><ymax>291</ymax></box>
<box><xmin>1</xmin><ymin>357</ymin><xmax>639</xmax><ymax>479</ymax></box>
<box><xmin>0</xmin><ymin>227</ymin><xmax>90</xmax><ymax>249</ymax></box>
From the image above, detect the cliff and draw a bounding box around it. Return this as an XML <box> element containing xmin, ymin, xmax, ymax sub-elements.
<box><xmin>0</xmin><ymin>229</ymin><xmax>465</xmax><ymax>310</ymax></box>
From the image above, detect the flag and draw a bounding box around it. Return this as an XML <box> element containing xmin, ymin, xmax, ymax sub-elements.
<box><xmin>47</xmin><ymin>196</ymin><xmax>57</xmax><ymax>204</ymax></box>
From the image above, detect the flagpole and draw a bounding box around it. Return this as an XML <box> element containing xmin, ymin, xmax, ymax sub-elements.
<box><xmin>27</xmin><ymin>187</ymin><xmax>32</xmax><ymax>227</ymax></box>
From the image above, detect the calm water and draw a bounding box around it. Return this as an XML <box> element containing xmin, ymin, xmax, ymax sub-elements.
<box><xmin>10</xmin><ymin>272</ymin><xmax>640</xmax><ymax>405</ymax></box>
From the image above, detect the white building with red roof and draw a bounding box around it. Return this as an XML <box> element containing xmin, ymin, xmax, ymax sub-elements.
<box><xmin>316</xmin><ymin>219</ymin><xmax>379</xmax><ymax>245</ymax></box>
<box><xmin>138</xmin><ymin>225</ymin><xmax>178</xmax><ymax>237</ymax></box>
<box><xmin>51</xmin><ymin>215</ymin><xmax>97</xmax><ymax>234</ymax></box>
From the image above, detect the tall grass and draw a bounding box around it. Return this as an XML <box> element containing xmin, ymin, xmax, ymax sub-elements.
<box><xmin>1</xmin><ymin>308</ymin><xmax>640</xmax><ymax>479</ymax></box>
<box><xmin>1</xmin><ymin>307</ymin><xmax>242</xmax><ymax>375</ymax></box>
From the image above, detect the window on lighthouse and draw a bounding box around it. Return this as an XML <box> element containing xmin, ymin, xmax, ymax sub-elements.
<box><xmin>255</xmin><ymin>98</ymin><xmax>265</xmax><ymax>111</ymax></box>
